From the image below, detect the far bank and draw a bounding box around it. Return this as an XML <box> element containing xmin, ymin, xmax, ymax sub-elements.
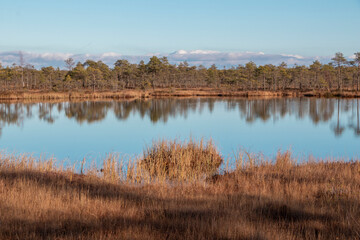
<box><xmin>0</xmin><ymin>88</ymin><xmax>360</xmax><ymax>101</ymax></box>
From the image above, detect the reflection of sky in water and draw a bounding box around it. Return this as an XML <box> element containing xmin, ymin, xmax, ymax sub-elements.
<box><xmin>0</xmin><ymin>98</ymin><xmax>359</xmax><ymax>165</ymax></box>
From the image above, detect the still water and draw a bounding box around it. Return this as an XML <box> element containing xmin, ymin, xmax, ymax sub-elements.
<box><xmin>0</xmin><ymin>98</ymin><xmax>359</xmax><ymax>164</ymax></box>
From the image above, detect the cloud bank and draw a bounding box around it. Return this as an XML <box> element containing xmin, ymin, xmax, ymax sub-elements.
<box><xmin>0</xmin><ymin>50</ymin><xmax>338</xmax><ymax>69</ymax></box>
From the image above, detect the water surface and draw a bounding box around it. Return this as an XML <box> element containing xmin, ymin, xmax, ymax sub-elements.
<box><xmin>0</xmin><ymin>98</ymin><xmax>359</xmax><ymax>164</ymax></box>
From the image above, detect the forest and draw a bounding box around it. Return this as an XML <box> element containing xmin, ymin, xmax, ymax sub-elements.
<box><xmin>0</xmin><ymin>52</ymin><xmax>359</xmax><ymax>92</ymax></box>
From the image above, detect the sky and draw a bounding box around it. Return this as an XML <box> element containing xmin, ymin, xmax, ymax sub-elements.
<box><xmin>0</xmin><ymin>0</ymin><xmax>359</xmax><ymax>68</ymax></box>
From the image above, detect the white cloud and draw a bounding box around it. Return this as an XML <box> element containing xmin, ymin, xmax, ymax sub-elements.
<box><xmin>174</xmin><ymin>50</ymin><xmax>187</xmax><ymax>55</ymax></box>
<box><xmin>167</xmin><ymin>51</ymin><xmax>331</xmax><ymax>67</ymax></box>
<box><xmin>0</xmin><ymin>50</ymin><xmax>335</xmax><ymax>69</ymax></box>
<box><xmin>100</xmin><ymin>52</ymin><xmax>121</xmax><ymax>58</ymax></box>
<box><xmin>172</xmin><ymin>50</ymin><xmax>220</xmax><ymax>55</ymax></box>
<box><xmin>38</xmin><ymin>52</ymin><xmax>72</xmax><ymax>60</ymax></box>
<box><xmin>189</xmin><ymin>50</ymin><xmax>219</xmax><ymax>55</ymax></box>
<box><xmin>280</xmin><ymin>54</ymin><xmax>304</xmax><ymax>59</ymax></box>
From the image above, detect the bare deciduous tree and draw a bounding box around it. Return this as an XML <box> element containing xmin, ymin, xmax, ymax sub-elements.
<box><xmin>65</xmin><ymin>58</ymin><xmax>75</xmax><ymax>71</ymax></box>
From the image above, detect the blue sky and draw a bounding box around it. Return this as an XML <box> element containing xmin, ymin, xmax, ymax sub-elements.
<box><xmin>0</xmin><ymin>0</ymin><xmax>359</xmax><ymax>67</ymax></box>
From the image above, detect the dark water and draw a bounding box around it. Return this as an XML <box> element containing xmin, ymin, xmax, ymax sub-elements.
<box><xmin>0</xmin><ymin>98</ymin><xmax>359</xmax><ymax>164</ymax></box>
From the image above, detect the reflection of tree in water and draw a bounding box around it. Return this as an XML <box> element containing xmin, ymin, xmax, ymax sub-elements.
<box><xmin>113</xmin><ymin>99</ymin><xmax>199</xmax><ymax>123</ymax></box>
<box><xmin>356</xmin><ymin>99</ymin><xmax>360</xmax><ymax>136</ymax></box>
<box><xmin>236</xmin><ymin>99</ymin><xmax>272</xmax><ymax>122</ymax></box>
<box><xmin>357</xmin><ymin>99</ymin><xmax>360</xmax><ymax>136</ymax></box>
<box><xmin>64</xmin><ymin>102</ymin><xmax>112</xmax><ymax>124</ymax></box>
<box><xmin>309</xmin><ymin>99</ymin><xmax>335</xmax><ymax>124</ymax></box>
<box><xmin>0</xmin><ymin>104</ymin><xmax>25</xmax><ymax>126</ymax></box>
<box><xmin>0</xmin><ymin>103</ymin><xmax>32</xmax><ymax>137</ymax></box>
<box><xmin>0</xmin><ymin>98</ymin><xmax>360</xmax><ymax>137</ymax></box>
<box><xmin>348</xmin><ymin>99</ymin><xmax>360</xmax><ymax>137</ymax></box>
<box><xmin>0</xmin><ymin>103</ymin><xmax>26</xmax><ymax>136</ymax></box>
<box><xmin>331</xmin><ymin>99</ymin><xmax>345</xmax><ymax>136</ymax></box>
<box><xmin>38</xmin><ymin>103</ymin><xmax>57</xmax><ymax>123</ymax></box>
<box><xmin>237</xmin><ymin>99</ymin><xmax>289</xmax><ymax>123</ymax></box>
<box><xmin>207</xmin><ymin>99</ymin><xmax>215</xmax><ymax>113</ymax></box>
<box><xmin>113</xmin><ymin>100</ymin><xmax>139</xmax><ymax>120</ymax></box>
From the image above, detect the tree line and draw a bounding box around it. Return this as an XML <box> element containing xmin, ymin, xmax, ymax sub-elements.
<box><xmin>0</xmin><ymin>52</ymin><xmax>359</xmax><ymax>92</ymax></box>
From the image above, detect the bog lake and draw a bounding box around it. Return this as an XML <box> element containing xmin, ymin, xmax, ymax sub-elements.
<box><xmin>0</xmin><ymin>97</ymin><xmax>359</xmax><ymax>166</ymax></box>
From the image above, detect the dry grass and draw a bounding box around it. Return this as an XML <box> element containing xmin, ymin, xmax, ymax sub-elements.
<box><xmin>140</xmin><ymin>138</ymin><xmax>223</xmax><ymax>181</ymax></box>
<box><xmin>1</xmin><ymin>88</ymin><xmax>359</xmax><ymax>101</ymax></box>
<box><xmin>0</xmin><ymin>142</ymin><xmax>360</xmax><ymax>240</ymax></box>
<box><xmin>0</xmin><ymin>90</ymin><xmax>143</xmax><ymax>101</ymax></box>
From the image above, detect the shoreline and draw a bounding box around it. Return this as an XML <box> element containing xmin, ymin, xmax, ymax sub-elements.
<box><xmin>0</xmin><ymin>88</ymin><xmax>359</xmax><ymax>101</ymax></box>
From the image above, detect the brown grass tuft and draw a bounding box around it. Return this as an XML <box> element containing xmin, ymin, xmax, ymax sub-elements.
<box><xmin>139</xmin><ymin>138</ymin><xmax>223</xmax><ymax>181</ymax></box>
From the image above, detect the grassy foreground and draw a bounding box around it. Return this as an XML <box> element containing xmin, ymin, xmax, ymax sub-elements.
<box><xmin>0</xmin><ymin>140</ymin><xmax>360</xmax><ymax>239</ymax></box>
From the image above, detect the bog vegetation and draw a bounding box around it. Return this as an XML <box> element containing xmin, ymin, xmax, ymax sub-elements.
<box><xmin>140</xmin><ymin>138</ymin><xmax>223</xmax><ymax>181</ymax></box>
<box><xmin>0</xmin><ymin>52</ymin><xmax>359</xmax><ymax>92</ymax></box>
<box><xmin>0</xmin><ymin>139</ymin><xmax>359</xmax><ymax>239</ymax></box>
